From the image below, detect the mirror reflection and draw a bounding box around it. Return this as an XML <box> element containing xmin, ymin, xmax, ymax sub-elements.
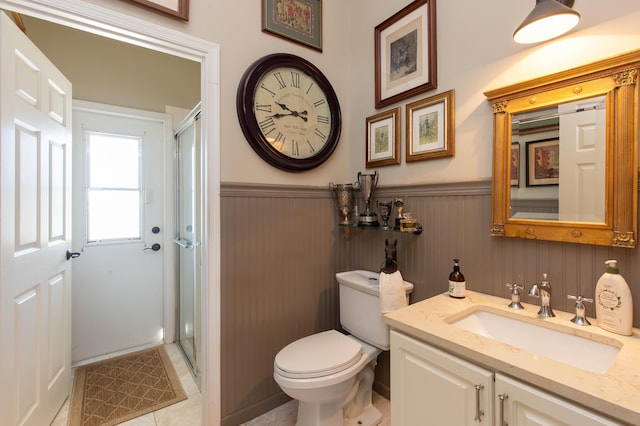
<box><xmin>509</xmin><ymin>95</ymin><xmax>606</xmax><ymax>223</ymax></box>
<box><xmin>485</xmin><ymin>49</ymin><xmax>639</xmax><ymax>247</ymax></box>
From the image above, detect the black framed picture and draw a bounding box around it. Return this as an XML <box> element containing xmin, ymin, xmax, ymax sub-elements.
<box><xmin>375</xmin><ymin>0</ymin><xmax>437</xmax><ymax>108</ymax></box>
<box><xmin>526</xmin><ymin>138</ymin><xmax>560</xmax><ymax>186</ymax></box>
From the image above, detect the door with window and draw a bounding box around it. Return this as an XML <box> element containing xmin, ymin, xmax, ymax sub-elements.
<box><xmin>71</xmin><ymin>102</ymin><xmax>171</xmax><ymax>363</ymax></box>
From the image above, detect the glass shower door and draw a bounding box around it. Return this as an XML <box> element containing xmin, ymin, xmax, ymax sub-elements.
<box><xmin>174</xmin><ymin>108</ymin><xmax>202</xmax><ymax>383</ymax></box>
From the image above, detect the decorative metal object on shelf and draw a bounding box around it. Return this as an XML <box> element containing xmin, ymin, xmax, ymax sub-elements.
<box><xmin>329</xmin><ymin>182</ymin><xmax>358</xmax><ymax>225</ymax></box>
<box><xmin>377</xmin><ymin>199</ymin><xmax>393</xmax><ymax>230</ymax></box>
<box><xmin>357</xmin><ymin>171</ymin><xmax>380</xmax><ymax>227</ymax></box>
<box><xmin>393</xmin><ymin>196</ymin><xmax>407</xmax><ymax>230</ymax></box>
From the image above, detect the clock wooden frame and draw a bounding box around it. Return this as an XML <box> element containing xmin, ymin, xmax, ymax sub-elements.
<box><xmin>236</xmin><ymin>53</ymin><xmax>342</xmax><ymax>172</ymax></box>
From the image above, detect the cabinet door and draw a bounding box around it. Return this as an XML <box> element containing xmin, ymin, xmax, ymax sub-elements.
<box><xmin>495</xmin><ymin>374</ymin><xmax>621</xmax><ymax>426</ymax></box>
<box><xmin>391</xmin><ymin>331</ymin><xmax>494</xmax><ymax>425</ymax></box>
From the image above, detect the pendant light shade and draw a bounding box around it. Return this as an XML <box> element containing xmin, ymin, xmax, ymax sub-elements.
<box><xmin>513</xmin><ymin>0</ymin><xmax>580</xmax><ymax>44</ymax></box>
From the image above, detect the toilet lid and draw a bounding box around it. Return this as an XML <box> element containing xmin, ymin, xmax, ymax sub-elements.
<box><xmin>275</xmin><ymin>330</ymin><xmax>362</xmax><ymax>379</ymax></box>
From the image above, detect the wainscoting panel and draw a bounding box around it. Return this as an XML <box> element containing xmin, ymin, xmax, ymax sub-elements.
<box><xmin>220</xmin><ymin>183</ymin><xmax>341</xmax><ymax>425</ymax></box>
<box><xmin>220</xmin><ymin>181</ymin><xmax>640</xmax><ymax>424</ymax></box>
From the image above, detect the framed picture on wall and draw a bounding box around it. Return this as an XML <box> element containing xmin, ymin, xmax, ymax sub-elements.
<box><xmin>127</xmin><ymin>0</ymin><xmax>189</xmax><ymax>20</ymax></box>
<box><xmin>405</xmin><ymin>90</ymin><xmax>454</xmax><ymax>162</ymax></box>
<box><xmin>366</xmin><ymin>107</ymin><xmax>401</xmax><ymax>168</ymax></box>
<box><xmin>526</xmin><ymin>138</ymin><xmax>560</xmax><ymax>186</ymax></box>
<box><xmin>374</xmin><ymin>0</ymin><xmax>437</xmax><ymax>109</ymax></box>
<box><xmin>262</xmin><ymin>0</ymin><xmax>323</xmax><ymax>51</ymax></box>
<box><xmin>511</xmin><ymin>142</ymin><xmax>520</xmax><ymax>187</ymax></box>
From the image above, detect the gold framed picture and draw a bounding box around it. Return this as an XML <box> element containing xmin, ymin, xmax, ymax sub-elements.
<box><xmin>406</xmin><ymin>90</ymin><xmax>454</xmax><ymax>162</ymax></box>
<box><xmin>366</xmin><ymin>107</ymin><xmax>401</xmax><ymax>168</ymax></box>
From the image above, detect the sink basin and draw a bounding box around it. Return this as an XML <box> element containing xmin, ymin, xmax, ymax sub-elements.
<box><xmin>449</xmin><ymin>308</ymin><xmax>621</xmax><ymax>373</ymax></box>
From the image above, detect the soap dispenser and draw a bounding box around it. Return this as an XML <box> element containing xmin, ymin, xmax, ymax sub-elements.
<box><xmin>595</xmin><ymin>260</ymin><xmax>633</xmax><ymax>336</ymax></box>
<box><xmin>448</xmin><ymin>259</ymin><xmax>466</xmax><ymax>299</ymax></box>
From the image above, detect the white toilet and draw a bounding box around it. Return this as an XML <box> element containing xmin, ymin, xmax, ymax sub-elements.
<box><xmin>273</xmin><ymin>270</ymin><xmax>413</xmax><ymax>426</ymax></box>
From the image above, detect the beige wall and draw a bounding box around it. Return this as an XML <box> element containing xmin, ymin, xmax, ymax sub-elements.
<box><xmin>20</xmin><ymin>15</ymin><xmax>200</xmax><ymax>114</ymax></box>
<box><xmin>79</xmin><ymin>0</ymin><xmax>355</xmax><ymax>186</ymax></box>
<box><xmin>346</xmin><ymin>0</ymin><xmax>640</xmax><ymax>186</ymax></box>
<box><xmin>65</xmin><ymin>0</ymin><xmax>640</xmax><ymax>186</ymax></box>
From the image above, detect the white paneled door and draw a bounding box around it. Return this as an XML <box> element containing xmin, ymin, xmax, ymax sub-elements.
<box><xmin>0</xmin><ymin>12</ymin><xmax>73</xmax><ymax>426</ymax></box>
<box><xmin>559</xmin><ymin>97</ymin><xmax>606</xmax><ymax>223</ymax></box>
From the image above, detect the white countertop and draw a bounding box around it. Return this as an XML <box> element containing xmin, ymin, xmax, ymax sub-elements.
<box><xmin>383</xmin><ymin>290</ymin><xmax>640</xmax><ymax>425</ymax></box>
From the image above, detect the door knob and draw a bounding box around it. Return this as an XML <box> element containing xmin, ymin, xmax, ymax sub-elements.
<box><xmin>144</xmin><ymin>243</ymin><xmax>161</xmax><ymax>251</ymax></box>
<box><xmin>66</xmin><ymin>250</ymin><xmax>81</xmax><ymax>260</ymax></box>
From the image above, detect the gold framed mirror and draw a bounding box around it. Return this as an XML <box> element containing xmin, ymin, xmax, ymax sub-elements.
<box><xmin>485</xmin><ymin>50</ymin><xmax>639</xmax><ymax>247</ymax></box>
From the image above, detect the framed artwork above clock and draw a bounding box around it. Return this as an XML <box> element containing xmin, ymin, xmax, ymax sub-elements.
<box><xmin>262</xmin><ymin>0</ymin><xmax>323</xmax><ymax>51</ymax></box>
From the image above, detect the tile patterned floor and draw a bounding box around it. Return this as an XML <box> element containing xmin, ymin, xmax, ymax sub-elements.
<box><xmin>52</xmin><ymin>345</ymin><xmax>391</xmax><ymax>425</ymax></box>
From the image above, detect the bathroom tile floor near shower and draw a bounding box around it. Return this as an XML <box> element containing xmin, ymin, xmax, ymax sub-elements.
<box><xmin>240</xmin><ymin>392</ymin><xmax>391</xmax><ymax>426</ymax></box>
<box><xmin>52</xmin><ymin>343</ymin><xmax>390</xmax><ymax>425</ymax></box>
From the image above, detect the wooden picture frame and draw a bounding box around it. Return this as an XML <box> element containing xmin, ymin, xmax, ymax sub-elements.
<box><xmin>366</xmin><ymin>107</ymin><xmax>401</xmax><ymax>168</ymax></box>
<box><xmin>127</xmin><ymin>0</ymin><xmax>189</xmax><ymax>20</ymax></box>
<box><xmin>511</xmin><ymin>142</ymin><xmax>520</xmax><ymax>187</ymax></box>
<box><xmin>375</xmin><ymin>0</ymin><xmax>437</xmax><ymax>109</ymax></box>
<box><xmin>406</xmin><ymin>90</ymin><xmax>454</xmax><ymax>162</ymax></box>
<box><xmin>526</xmin><ymin>138</ymin><xmax>560</xmax><ymax>186</ymax></box>
<box><xmin>262</xmin><ymin>0</ymin><xmax>323</xmax><ymax>52</ymax></box>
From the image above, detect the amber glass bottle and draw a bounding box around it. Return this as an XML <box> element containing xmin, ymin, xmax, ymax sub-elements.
<box><xmin>448</xmin><ymin>258</ymin><xmax>466</xmax><ymax>298</ymax></box>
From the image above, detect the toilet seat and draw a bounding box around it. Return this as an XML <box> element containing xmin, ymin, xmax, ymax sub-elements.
<box><xmin>275</xmin><ymin>330</ymin><xmax>363</xmax><ymax>379</ymax></box>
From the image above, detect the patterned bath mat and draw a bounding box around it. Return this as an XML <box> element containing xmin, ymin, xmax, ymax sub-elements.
<box><xmin>68</xmin><ymin>346</ymin><xmax>187</xmax><ymax>426</ymax></box>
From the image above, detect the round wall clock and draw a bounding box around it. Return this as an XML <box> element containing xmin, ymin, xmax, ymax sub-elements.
<box><xmin>236</xmin><ymin>53</ymin><xmax>342</xmax><ymax>172</ymax></box>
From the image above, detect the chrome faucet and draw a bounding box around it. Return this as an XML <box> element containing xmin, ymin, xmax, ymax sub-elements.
<box><xmin>528</xmin><ymin>273</ymin><xmax>555</xmax><ymax>318</ymax></box>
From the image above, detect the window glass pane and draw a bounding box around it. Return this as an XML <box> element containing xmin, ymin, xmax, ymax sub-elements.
<box><xmin>88</xmin><ymin>133</ymin><xmax>140</xmax><ymax>188</ymax></box>
<box><xmin>88</xmin><ymin>190</ymin><xmax>141</xmax><ymax>241</ymax></box>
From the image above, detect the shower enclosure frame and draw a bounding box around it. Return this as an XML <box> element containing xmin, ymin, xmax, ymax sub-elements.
<box><xmin>174</xmin><ymin>104</ymin><xmax>203</xmax><ymax>385</ymax></box>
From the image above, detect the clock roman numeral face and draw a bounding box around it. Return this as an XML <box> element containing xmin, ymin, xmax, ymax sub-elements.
<box><xmin>237</xmin><ymin>54</ymin><xmax>342</xmax><ymax>172</ymax></box>
<box><xmin>253</xmin><ymin>67</ymin><xmax>332</xmax><ymax>159</ymax></box>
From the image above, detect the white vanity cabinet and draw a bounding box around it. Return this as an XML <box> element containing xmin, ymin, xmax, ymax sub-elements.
<box><xmin>391</xmin><ymin>330</ymin><xmax>621</xmax><ymax>426</ymax></box>
<box><xmin>495</xmin><ymin>374</ymin><xmax>620</xmax><ymax>426</ymax></box>
<box><xmin>390</xmin><ymin>330</ymin><xmax>494</xmax><ymax>425</ymax></box>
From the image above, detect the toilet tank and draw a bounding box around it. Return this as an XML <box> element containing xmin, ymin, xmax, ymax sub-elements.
<box><xmin>336</xmin><ymin>270</ymin><xmax>413</xmax><ymax>350</ymax></box>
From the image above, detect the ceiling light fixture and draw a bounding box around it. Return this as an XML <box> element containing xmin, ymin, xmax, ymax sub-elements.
<box><xmin>513</xmin><ymin>0</ymin><xmax>580</xmax><ymax>44</ymax></box>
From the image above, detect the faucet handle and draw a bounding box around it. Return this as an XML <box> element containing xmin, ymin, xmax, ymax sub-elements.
<box><xmin>567</xmin><ymin>294</ymin><xmax>593</xmax><ymax>303</ymax></box>
<box><xmin>567</xmin><ymin>294</ymin><xmax>593</xmax><ymax>326</ymax></box>
<box><xmin>506</xmin><ymin>283</ymin><xmax>525</xmax><ymax>310</ymax></box>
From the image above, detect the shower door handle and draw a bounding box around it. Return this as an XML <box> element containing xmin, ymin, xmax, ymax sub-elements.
<box><xmin>173</xmin><ymin>238</ymin><xmax>201</xmax><ymax>249</ymax></box>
